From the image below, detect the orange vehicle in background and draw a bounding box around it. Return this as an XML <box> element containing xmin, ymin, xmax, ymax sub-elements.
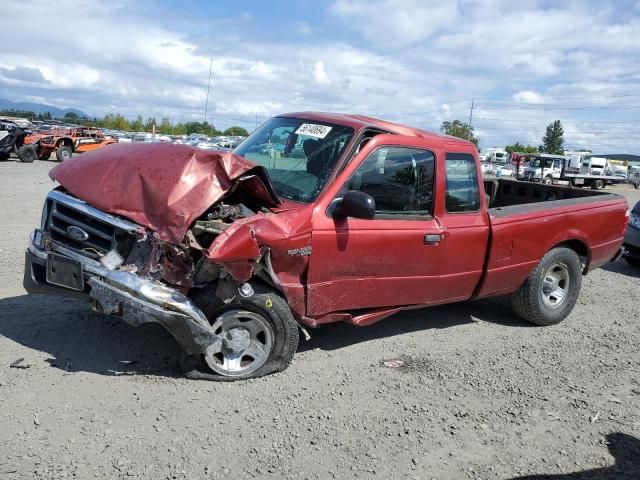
<box><xmin>17</xmin><ymin>126</ymin><xmax>117</xmax><ymax>162</ymax></box>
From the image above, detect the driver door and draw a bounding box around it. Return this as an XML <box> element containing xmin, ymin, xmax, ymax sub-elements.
<box><xmin>306</xmin><ymin>136</ymin><xmax>450</xmax><ymax>316</ymax></box>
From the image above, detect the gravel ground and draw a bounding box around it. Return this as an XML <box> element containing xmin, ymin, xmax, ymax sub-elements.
<box><xmin>1</xmin><ymin>158</ymin><xmax>639</xmax><ymax>480</ymax></box>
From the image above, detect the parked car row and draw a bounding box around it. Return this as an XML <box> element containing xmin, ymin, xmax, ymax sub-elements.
<box><xmin>0</xmin><ymin>118</ymin><xmax>248</xmax><ymax>163</ymax></box>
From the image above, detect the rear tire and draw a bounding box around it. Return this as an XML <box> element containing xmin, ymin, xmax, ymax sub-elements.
<box><xmin>183</xmin><ymin>283</ymin><xmax>299</xmax><ymax>381</ymax></box>
<box><xmin>56</xmin><ymin>145</ymin><xmax>73</xmax><ymax>161</ymax></box>
<box><xmin>591</xmin><ymin>179</ymin><xmax>604</xmax><ymax>190</ymax></box>
<box><xmin>510</xmin><ymin>247</ymin><xmax>582</xmax><ymax>326</ymax></box>
<box><xmin>17</xmin><ymin>145</ymin><xmax>36</xmax><ymax>163</ymax></box>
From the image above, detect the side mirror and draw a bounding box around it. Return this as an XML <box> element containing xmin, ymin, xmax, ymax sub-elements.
<box><xmin>334</xmin><ymin>190</ymin><xmax>375</xmax><ymax>220</ymax></box>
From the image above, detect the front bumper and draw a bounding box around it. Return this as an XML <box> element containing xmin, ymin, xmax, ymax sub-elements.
<box><xmin>24</xmin><ymin>233</ymin><xmax>217</xmax><ymax>355</ymax></box>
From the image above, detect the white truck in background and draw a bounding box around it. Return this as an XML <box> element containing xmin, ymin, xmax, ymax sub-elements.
<box><xmin>522</xmin><ymin>154</ymin><xmax>565</xmax><ymax>184</ymax></box>
<box><xmin>479</xmin><ymin>148</ymin><xmax>509</xmax><ymax>164</ymax></box>
<box><xmin>561</xmin><ymin>155</ymin><xmax>625</xmax><ymax>190</ymax></box>
<box><xmin>520</xmin><ymin>153</ymin><xmax>624</xmax><ymax>190</ymax></box>
<box><xmin>580</xmin><ymin>156</ymin><xmax>608</xmax><ymax>175</ymax></box>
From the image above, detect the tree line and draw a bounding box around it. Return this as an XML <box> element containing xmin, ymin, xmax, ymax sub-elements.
<box><xmin>441</xmin><ymin>119</ymin><xmax>567</xmax><ymax>155</ymax></box>
<box><xmin>0</xmin><ymin>109</ymin><xmax>249</xmax><ymax>137</ymax></box>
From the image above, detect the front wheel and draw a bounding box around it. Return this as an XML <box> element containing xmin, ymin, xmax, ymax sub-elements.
<box><xmin>183</xmin><ymin>283</ymin><xmax>299</xmax><ymax>381</ymax></box>
<box><xmin>510</xmin><ymin>247</ymin><xmax>582</xmax><ymax>326</ymax></box>
<box><xmin>591</xmin><ymin>179</ymin><xmax>604</xmax><ymax>190</ymax></box>
<box><xmin>17</xmin><ymin>145</ymin><xmax>36</xmax><ymax>163</ymax></box>
<box><xmin>56</xmin><ymin>145</ymin><xmax>73</xmax><ymax>161</ymax></box>
<box><xmin>542</xmin><ymin>176</ymin><xmax>553</xmax><ymax>185</ymax></box>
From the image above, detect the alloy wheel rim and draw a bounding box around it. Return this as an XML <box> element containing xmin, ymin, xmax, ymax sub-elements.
<box><xmin>541</xmin><ymin>263</ymin><xmax>570</xmax><ymax>309</ymax></box>
<box><xmin>204</xmin><ymin>309</ymin><xmax>273</xmax><ymax>377</ymax></box>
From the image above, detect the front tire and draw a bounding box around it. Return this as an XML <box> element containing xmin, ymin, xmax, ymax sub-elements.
<box><xmin>56</xmin><ymin>145</ymin><xmax>73</xmax><ymax>161</ymax></box>
<box><xmin>591</xmin><ymin>179</ymin><xmax>604</xmax><ymax>190</ymax></box>
<box><xmin>184</xmin><ymin>283</ymin><xmax>299</xmax><ymax>381</ymax></box>
<box><xmin>510</xmin><ymin>247</ymin><xmax>582</xmax><ymax>326</ymax></box>
<box><xmin>543</xmin><ymin>176</ymin><xmax>552</xmax><ymax>185</ymax></box>
<box><xmin>17</xmin><ymin>145</ymin><xmax>36</xmax><ymax>163</ymax></box>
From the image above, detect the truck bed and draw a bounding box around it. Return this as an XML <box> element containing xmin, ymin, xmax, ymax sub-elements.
<box><xmin>475</xmin><ymin>178</ymin><xmax>628</xmax><ymax>299</ymax></box>
<box><xmin>483</xmin><ymin>178</ymin><xmax>607</xmax><ymax>209</ymax></box>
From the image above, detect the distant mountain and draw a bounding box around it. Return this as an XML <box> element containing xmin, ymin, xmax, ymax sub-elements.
<box><xmin>0</xmin><ymin>98</ymin><xmax>86</xmax><ymax>118</ymax></box>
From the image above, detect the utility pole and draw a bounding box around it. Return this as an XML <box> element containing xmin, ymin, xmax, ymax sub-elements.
<box><xmin>204</xmin><ymin>57</ymin><xmax>213</xmax><ymax>124</ymax></box>
<box><xmin>467</xmin><ymin>99</ymin><xmax>474</xmax><ymax>140</ymax></box>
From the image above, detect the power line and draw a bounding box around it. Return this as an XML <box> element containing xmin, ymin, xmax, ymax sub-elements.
<box><xmin>473</xmin><ymin>116</ymin><xmax>640</xmax><ymax>124</ymax></box>
<box><xmin>477</xmin><ymin>104</ymin><xmax>640</xmax><ymax>111</ymax></box>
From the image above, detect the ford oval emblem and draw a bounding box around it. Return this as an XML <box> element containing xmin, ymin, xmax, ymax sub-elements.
<box><xmin>67</xmin><ymin>225</ymin><xmax>89</xmax><ymax>242</ymax></box>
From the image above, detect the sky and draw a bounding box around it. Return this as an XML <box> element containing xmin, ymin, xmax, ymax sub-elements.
<box><xmin>1</xmin><ymin>0</ymin><xmax>639</xmax><ymax>153</ymax></box>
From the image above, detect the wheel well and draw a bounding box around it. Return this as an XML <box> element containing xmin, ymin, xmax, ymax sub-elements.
<box><xmin>555</xmin><ymin>239</ymin><xmax>590</xmax><ymax>271</ymax></box>
<box><xmin>58</xmin><ymin>138</ymin><xmax>73</xmax><ymax>148</ymax></box>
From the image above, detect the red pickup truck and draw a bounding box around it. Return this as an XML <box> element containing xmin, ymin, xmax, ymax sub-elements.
<box><xmin>24</xmin><ymin>112</ymin><xmax>629</xmax><ymax>380</ymax></box>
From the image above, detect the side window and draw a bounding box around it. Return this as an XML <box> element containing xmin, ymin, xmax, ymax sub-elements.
<box><xmin>347</xmin><ymin>147</ymin><xmax>434</xmax><ymax>216</ymax></box>
<box><xmin>445</xmin><ymin>153</ymin><xmax>480</xmax><ymax>212</ymax></box>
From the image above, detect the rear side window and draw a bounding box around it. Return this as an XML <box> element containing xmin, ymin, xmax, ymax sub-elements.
<box><xmin>445</xmin><ymin>153</ymin><xmax>480</xmax><ymax>212</ymax></box>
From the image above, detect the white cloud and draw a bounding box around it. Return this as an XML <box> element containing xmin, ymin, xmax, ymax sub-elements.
<box><xmin>0</xmin><ymin>0</ymin><xmax>638</xmax><ymax>152</ymax></box>
<box><xmin>312</xmin><ymin>60</ymin><xmax>331</xmax><ymax>85</ymax></box>
<box><xmin>330</xmin><ymin>0</ymin><xmax>457</xmax><ymax>48</ymax></box>
<box><xmin>512</xmin><ymin>91</ymin><xmax>544</xmax><ymax>104</ymax></box>
<box><xmin>294</xmin><ymin>21</ymin><xmax>313</xmax><ymax>36</ymax></box>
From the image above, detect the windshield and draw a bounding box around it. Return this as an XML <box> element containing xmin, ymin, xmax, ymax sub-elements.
<box><xmin>530</xmin><ymin>157</ymin><xmax>553</xmax><ymax>168</ymax></box>
<box><xmin>234</xmin><ymin>117</ymin><xmax>354</xmax><ymax>202</ymax></box>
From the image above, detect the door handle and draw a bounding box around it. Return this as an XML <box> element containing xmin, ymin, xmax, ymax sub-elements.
<box><xmin>423</xmin><ymin>233</ymin><xmax>442</xmax><ymax>245</ymax></box>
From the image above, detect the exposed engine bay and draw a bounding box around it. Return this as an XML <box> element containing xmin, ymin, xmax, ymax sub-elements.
<box><xmin>120</xmin><ymin>201</ymin><xmax>255</xmax><ymax>290</ymax></box>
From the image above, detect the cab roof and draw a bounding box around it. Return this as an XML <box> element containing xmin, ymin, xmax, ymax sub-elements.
<box><xmin>279</xmin><ymin>111</ymin><xmax>475</xmax><ymax>148</ymax></box>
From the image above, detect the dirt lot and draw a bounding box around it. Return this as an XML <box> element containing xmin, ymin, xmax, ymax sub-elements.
<box><xmin>1</xmin><ymin>158</ymin><xmax>639</xmax><ymax>480</ymax></box>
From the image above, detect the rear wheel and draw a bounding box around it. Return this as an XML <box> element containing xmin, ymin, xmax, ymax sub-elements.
<box><xmin>510</xmin><ymin>247</ymin><xmax>582</xmax><ymax>326</ymax></box>
<box><xmin>56</xmin><ymin>145</ymin><xmax>72</xmax><ymax>161</ymax></box>
<box><xmin>591</xmin><ymin>179</ymin><xmax>604</xmax><ymax>190</ymax></box>
<box><xmin>182</xmin><ymin>283</ymin><xmax>299</xmax><ymax>381</ymax></box>
<box><xmin>17</xmin><ymin>145</ymin><xmax>36</xmax><ymax>163</ymax></box>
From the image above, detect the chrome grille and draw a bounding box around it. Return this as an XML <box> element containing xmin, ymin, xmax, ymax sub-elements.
<box><xmin>43</xmin><ymin>190</ymin><xmax>140</xmax><ymax>258</ymax></box>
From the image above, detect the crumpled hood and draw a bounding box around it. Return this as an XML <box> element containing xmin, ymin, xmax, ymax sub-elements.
<box><xmin>49</xmin><ymin>143</ymin><xmax>280</xmax><ymax>243</ymax></box>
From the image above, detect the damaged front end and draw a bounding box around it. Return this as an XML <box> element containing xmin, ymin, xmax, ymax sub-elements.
<box><xmin>24</xmin><ymin>144</ymin><xmax>310</xmax><ymax>378</ymax></box>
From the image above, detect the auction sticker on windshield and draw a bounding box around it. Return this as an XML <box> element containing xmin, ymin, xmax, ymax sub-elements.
<box><xmin>295</xmin><ymin>123</ymin><xmax>332</xmax><ymax>139</ymax></box>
